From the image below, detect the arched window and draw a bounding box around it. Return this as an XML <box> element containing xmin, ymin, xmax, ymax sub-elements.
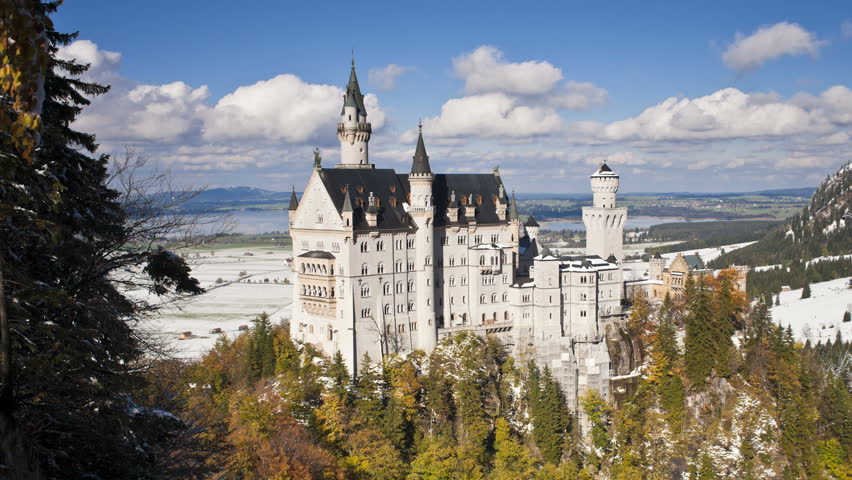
<box><xmin>449</xmin><ymin>257</ymin><xmax>456</xmax><ymax>266</ymax></box>
<box><xmin>383</xmin><ymin>283</ymin><xmax>391</xmax><ymax>295</ymax></box>
<box><xmin>461</xmin><ymin>275</ymin><xmax>467</xmax><ymax>286</ymax></box>
<box><xmin>361</xmin><ymin>264</ymin><xmax>369</xmax><ymax>275</ymax></box>
<box><xmin>407</xmin><ymin>260</ymin><xmax>415</xmax><ymax>271</ymax></box>
<box><xmin>361</xmin><ymin>285</ymin><xmax>370</xmax><ymax>297</ymax></box>
<box><xmin>408</xmin><ymin>280</ymin><xmax>415</xmax><ymax>292</ymax></box>
<box><xmin>491</xmin><ymin>293</ymin><xmax>497</xmax><ymax>303</ymax></box>
<box><xmin>480</xmin><ymin>294</ymin><xmax>486</xmax><ymax>304</ymax></box>
<box><xmin>396</xmin><ymin>261</ymin><xmax>403</xmax><ymax>272</ymax></box>
<box><xmin>360</xmin><ymin>242</ymin><xmax>368</xmax><ymax>253</ymax></box>
<box><xmin>504</xmin><ymin>311</ymin><xmax>509</xmax><ymax>320</ymax></box>
<box><xmin>377</xmin><ymin>241</ymin><xmax>384</xmax><ymax>251</ymax></box>
<box><xmin>502</xmin><ymin>292</ymin><xmax>508</xmax><ymax>302</ymax></box>
<box><xmin>384</xmin><ymin>304</ymin><xmax>391</xmax><ymax>315</ymax></box>
<box><xmin>408</xmin><ymin>302</ymin><xmax>415</xmax><ymax>311</ymax></box>
<box><xmin>396</xmin><ymin>282</ymin><xmax>403</xmax><ymax>294</ymax></box>
<box><xmin>425</xmin><ymin>255</ymin><xmax>431</xmax><ymax>265</ymax></box>
<box><xmin>449</xmin><ymin>276</ymin><xmax>456</xmax><ymax>287</ymax></box>
<box><xmin>316</xmin><ymin>211</ymin><xmax>323</xmax><ymax>224</ymax></box>
<box><xmin>480</xmin><ymin>255</ymin><xmax>485</xmax><ymax>266</ymax></box>
<box><xmin>377</xmin><ymin>262</ymin><xmax>384</xmax><ymax>274</ymax></box>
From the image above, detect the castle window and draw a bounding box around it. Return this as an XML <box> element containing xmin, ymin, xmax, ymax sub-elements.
<box><xmin>389</xmin><ymin>185</ymin><xmax>396</xmax><ymax>193</ymax></box>
<box><xmin>395</xmin><ymin>261</ymin><xmax>403</xmax><ymax>272</ymax></box>
<box><xmin>480</xmin><ymin>294</ymin><xmax>486</xmax><ymax>304</ymax></box>
<box><xmin>360</xmin><ymin>242</ymin><xmax>368</xmax><ymax>253</ymax></box>
<box><xmin>449</xmin><ymin>257</ymin><xmax>456</xmax><ymax>266</ymax></box>
<box><xmin>449</xmin><ymin>276</ymin><xmax>456</xmax><ymax>287</ymax></box>
<box><xmin>461</xmin><ymin>257</ymin><xmax>467</xmax><ymax>265</ymax></box>
<box><xmin>361</xmin><ymin>285</ymin><xmax>371</xmax><ymax>297</ymax></box>
<box><xmin>451</xmin><ymin>297</ymin><xmax>455</xmax><ymax>305</ymax></box>
<box><xmin>361</xmin><ymin>308</ymin><xmax>371</xmax><ymax>318</ymax></box>
<box><xmin>377</xmin><ymin>241</ymin><xmax>384</xmax><ymax>251</ymax></box>
<box><xmin>502</xmin><ymin>292</ymin><xmax>508</xmax><ymax>302</ymax></box>
<box><xmin>408</xmin><ymin>260</ymin><xmax>415</xmax><ymax>271</ymax></box>
<box><xmin>408</xmin><ymin>302</ymin><xmax>415</xmax><ymax>312</ymax></box>
<box><xmin>316</xmin><ymin>241</ymin><xmax>324</xmax><ymax>251</ymax></box>
<box><xmin>301</xmin><ymin>241</ymin><xmax>309</xmax><ymax>251</ymax></box>
<box><xmin>357</xmin><ymin>186</ymin><xmax>364</xmax><ymax>193</ymax></box>
<box><xmin>331</xmin><ymin>242</ymin><xmax>340</xmax><ymax>253</ymax></box>
<box><xmin>316</xmin><ymin>211</ymin><xmax>323</xmax><ymax>224</ymax></box>
<box><xmin>480</xmin><ymin>255</ymin><xmax>485</xmax><ymax>266</ymax></box>
<box><xmin>476</xmin><ymin>195</ymin><xmax>483</xmax><ymax>205</ymax></box>
<box><xmin>397</xmin><ymin>304</ymin><xmax>404</xmax><ymax>313</ymax></box>
<box><xmin>581</xmin><ymin>293</ymin><xmax>587</xmax><ymax>301</ymax></box>
<box><xmin>425</xmin><ymin>256</ymin><xmax>431</xmax><ymax>265</ymax></box>
<box><xmin>377</xmin><ymin>262</ymin><xmax>384</xmax><ymax>274</ymax></box>
<box><xmin>441</xmin><ymin>236</ymin><xmax>449</xmax><ymax>245</ymax></box>
<box><xmin>384</xmin><ymin>304</ymin><xmax>391</xmax><ymax>314</ymax></box>
<box><xmin>396</xmin><ymin>282</ymin><xmax>404</xmax><ymax>294</ymax></box>
<box><xmin>491</xmin><ymin>234</ymin><xmax>499</xmax><ymax>242</ymax></box>
<box><xmin>461</xmin><ymin>275</ymin><xmax>467</xmax><ymax>286</ymax></box>
<box><xmin>383</xmin><ymin>283</ymin><xmax>391</xmax><ymax>295</ymax></box>
<box><xmin>475</xmin><ymin>234</ymin><xmax>483</xmax><ymax>243</ymax></box>
<box><xmin>395</xmin><ymin>239</ymin><xmax>403</xmax><ymax>250</ymax></box>
<box><xmin>523</xmin><ymin>294</ymin><xmax>530</xmax><ymax>303</ymax></box>
<box><xmin>408</xmin><ymin>280</ymin><xmax>414</xmax><ymax>292</ymax></box>
<box><xmin>361</xmin><ymin>264</ymin><xmax>369</xmax><ymax>275</ymax></box>
<box><xmin>328</xmin><ymin>328</ymin><xmax>333</xmax><ymax>341</ymax></box>
<box><xmin>457</xmin><ymin>236</ymin><xmax>465</xmax><ymax>245</ymax></box>
<box><xmin>491</xmin><ymin>293</ymin><xmax>497</xmax><ymax>303</ymax></box>
<box><xmin>580</xmin><ymin>310</ymin><xmax>587</xmax><ymax>317</ymax></box>
<box><xmin>407</xmin><ymin>238</ymin><xmax>415</xmax><ymax>248</ymax></box>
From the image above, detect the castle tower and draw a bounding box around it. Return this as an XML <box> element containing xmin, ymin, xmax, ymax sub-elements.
<box><xmin>337</xmin><ymin>58</ymin><xmax>372</xmax><ymax>168</ymax></box>
<box><xmin>583</xmin><ymin>163</ymin><xmax>627</xmax><ymax>262</ymax></box>
<box><xmin>649</xmin><ymin>252</ymin><xmax>665</xmax><ymax>280</ymax></box>
<box><xmin>408</xmin><ymin>124</ymin><xmax>437</xmax><ymax>352</ymax></box>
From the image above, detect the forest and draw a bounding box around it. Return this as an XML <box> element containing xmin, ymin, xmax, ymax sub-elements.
<box><xmin>133</xmin><ymin>270</ymin><xmax>852</xmax><ymax>479</ymax></box>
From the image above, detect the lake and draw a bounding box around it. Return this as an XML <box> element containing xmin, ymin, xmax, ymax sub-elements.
<box><xmin>225</xmin><ymin>211</ymin><xmax>732</xmax><ymax>234</ymax></box>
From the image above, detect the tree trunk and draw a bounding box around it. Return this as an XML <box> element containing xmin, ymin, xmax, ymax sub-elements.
<box><xmin>0</xmin><ymin>257</ymin><xmax>13</xmax><ymax>415</ymax></box>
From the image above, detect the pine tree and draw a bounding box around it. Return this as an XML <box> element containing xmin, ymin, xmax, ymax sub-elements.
<box><xmin>530</xmin><ymin>367</ymin><xmax>569</xmax><ymax>465</ymax></box>
<box><xmin>685</xmin><ymin>277</ymin><xmax>715</xmax><ymax>388</ymax></box>
<box><xmin>843</xmin><ymin>311</ymin><xmax>851</xmax><ymax>323</ymax></box>
<box><xmin>492</xmin><ymin>417</ymin><xmax>537</xmax><ymax>480</ymax></box>
<box><xmin>247</xmin><ymin>313</ymin><xmax>275</xmax><ymax>381</ymax></box>
<box><xmin>801</xmin><ymin>279</ymin><xmax>811</xmax><ymax>299</ymax></box>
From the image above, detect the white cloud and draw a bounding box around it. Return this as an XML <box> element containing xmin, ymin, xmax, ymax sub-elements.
<box><xmin>553</xmin><ymin>81</ymin><xmax>608</xmax><ymax>111</ymax></box>
<box><xmin>56</xmin><ymin>39</ymin><xmax>121</xmax><ymax>72</ymax></box>
<box><xmin>413</xmin><ymin>93</ymin><xmax>562</xmax><ymax>141</ymax></box>
<box><xmin>584</xmin><ymin>151</ymin><xmax>645</xmax><ymax>167</ymax></box>
<box><xmin>583</xmin><ymin>87</ymin><xmax>851</xmax><ymax>142</ymax></box>
<box><xmin>843</xmin><ymin>20</ymin><xmax>852</xmax><ymax>39</ymax></box>
<box><xmin>722</xmin><ymin>22</ymin><xmax>825</xmax><ymax>72</ymax></box>
<box><xmin>368</xmin><ymin>64</ymin><xmax>413</xmax><ymax>91</ymax></box>
<box><xmin>63</xmin><ymin>40</ymin><xmax>386</xmax><ymax>150</ymax></box>
<box><xmin>453</xmin><ymin>45</ymin><xmax>563</xmax><ymax>96</ymax></box>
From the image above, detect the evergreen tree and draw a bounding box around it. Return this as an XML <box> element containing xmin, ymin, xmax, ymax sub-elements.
<box><xmin>530</xmin><ymin>367</ymin><xmax>569</xmax><ymax>465</ymax></box>
<box><xmin>353</xmin><ymin>354</ymin><xmax>384</xmax><ymax>426</ymax></box>
<box><xmin>685</xmin><ymin>277</ymin><xmax>715</xmax><ymax>388</ymax></box>
<box><xmin>1</xmin><ymin>5</ymin><xmax>204</xmax><ymax>477</ymax></box>
<box><xmin>492</xmin><ymin>417</ymin><xmax>537</xmax><ymax>480</ymax></box>
<box><xmin>801</xmin><ymin>279</ymin><xmax>811</xmax><ymax>299</ymax></box>
<box><xmin>843</xmin><ymin>311</ymin><xmax>851</xmax><ymax>323</ymax></box>
<box><xmin>247</xmin><ymin>313</ymin><xmax>276</xmax><ymax>381</ymax></box>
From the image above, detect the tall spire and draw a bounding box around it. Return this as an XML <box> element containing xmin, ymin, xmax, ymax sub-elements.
<box><xmin>342</xmin><ymin>186</ymin><xmax>353</xmax><ymax>212</ymax></box>
<box><xmin>509</xmin><ymin>190</ymin><xmax>519</xmax><ymax>220</ymax></box>
<box><xmin>344</xmin><ymin>55</ymin><xmax>367</xmax><ymax>115</ymax></box>
<box><xmin>410</xmin><ymin>122</ymin><xmax>432</xmax><ymax>175</ymax></box>
<box><xmin>288</xmin><ymin>185</ymin><xmax>299</xmax><ymax>211</ymax></box>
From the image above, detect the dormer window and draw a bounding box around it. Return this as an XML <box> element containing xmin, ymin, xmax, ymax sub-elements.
<box><xmin>389</xmin><ymin>185</ymin><xmax>397</xmax><ymax>193</ymax></box>
<box><xmin>357</xmin><ymin>186</ymin><xmax>364</xmax><ymax>193</ymax></box>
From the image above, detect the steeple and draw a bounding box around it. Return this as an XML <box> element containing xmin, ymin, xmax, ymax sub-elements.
<box><xmin>410</xmin><ymin>122</ymin><xmax>432</xmax><ymax>175</ymax></box>
<box><xmin>288</xmin><ymin>185</ymin><xmax>299</xmax><ymax>211</ymax></box>
<box><xmin>337</xmin><ymin>56</ymin><xmax>372</xmax><ymax>167</ymax></box>
<box><xmin>508</xmin><ymin>190</ymin><xmax>519</xmax><ymax>221</ymax></box>
<box><xmin>342</xmin><ymin>186</ymin><xmax>353</xmax><ymax>212</ymax></box>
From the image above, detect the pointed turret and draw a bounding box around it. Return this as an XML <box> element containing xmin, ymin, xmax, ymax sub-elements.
<box><xmin>411</xmin><ymin>123</ymin><xmax>432</xmax><ymax>175</ymax></box>
<box><xmin>337</xmin><ymin>57</ymin><xmax>372</xmax><ymax>167</ymax></box>
<box><xmin>288</xmin><ymin>186</ymin><xmax>299</xmax><ymax>211</ymax></box>
<box><xmin>509</xmin><ymin>190</ymin><xmax>519</xmax><ymax>221</ymax></box>
<box><xmin>342</xmin><ymin>187</ymin><xmax>353</xmax><ymax>212</ymax></box>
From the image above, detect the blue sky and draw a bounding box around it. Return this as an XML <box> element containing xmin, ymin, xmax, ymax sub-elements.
<box><xmin>54</xmin><ymin>1</ymin><xmax>852</xmax><ymax>193</ymax></box>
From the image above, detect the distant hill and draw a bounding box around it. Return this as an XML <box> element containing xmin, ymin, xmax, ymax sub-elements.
<box><xmin>711</xmin><ymin>162</ymin><xmax>852</xmax><ymax>269</ymax></box>
<box><xmin>173</xmin><ymin>187</ymin><xmax>293</xmax><ymax>213</ymax></box>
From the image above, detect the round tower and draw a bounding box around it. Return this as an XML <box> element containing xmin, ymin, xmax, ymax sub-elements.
<box><xmin>337</xmin><ymin>58</ymin><xmax>372</xmax><ymax>167</ymax></box>
<box><xmin>583</xmin><ymin>163</ymin><xmax>627</xmax><ymax>262</ymax></box>
<box><xmin>408</xmin><ymin>124</ymin><xmax>437</xmax><ymax>352</ymax></box>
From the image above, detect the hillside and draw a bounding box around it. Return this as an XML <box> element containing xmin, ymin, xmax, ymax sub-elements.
<box><xmin>711</xmin><ymin>162</ymin><xmax>852</xmax><ymax>268</ymax></box>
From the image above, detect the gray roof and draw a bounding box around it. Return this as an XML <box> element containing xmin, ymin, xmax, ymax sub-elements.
<box><xmin>288</xmin><ymin>187</ymin><xmax>299</xmax><ymax>211</ymax></box>
<box><xmin>410</xmin><ymin>129</ymin><xmax>431</xmax><ymax>175</ymax></box>
<box><xmin>524</xmin><ymin>215</ymin><xmax>540</xmax><ymax>227</ymax></box>
<box><xmin>341</xmin><ymin>62</ymin><xmax>367</xmax><ymax>116</ymax></box>
<box><xmin>598</xmin><ymin>163</ymin><xmax>612</xmax><ymax>173</ymax></box>
<box><xmin>316</xmin><ymin>167</ymin><xmax>511</xmax><ymax>231</ymax></box>
<box><xmin>683</xmin><ymin>254</ymin><xmax>705</xmax><ymax>270</ymax></box>
<box><xmin>509</xmin><ymin>191</ymin><xmax>519</xmax><ymax>221</ymax></box>
<box><xmin>298</xmin><ymin>250</ymin><xmax>336</xmax><ymax>259</ymax></box>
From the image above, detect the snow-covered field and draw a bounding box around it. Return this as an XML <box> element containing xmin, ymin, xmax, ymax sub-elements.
<box><xmin>771</xmin><ymin>277</ymin><xmax>852</xmax><ymax>344</ymax></box>
<box><xmin>659</xmin><ymin>241</ymin><xmax>755</xmax><ymax>264</ymax></box>
<box><xmin>138</xmin><ymin>247</ymin><xmax>294</xmax><ymax>358</ymax></box>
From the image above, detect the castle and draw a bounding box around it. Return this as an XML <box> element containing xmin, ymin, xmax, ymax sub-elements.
<box><xmin>288</xmin><ymin>61</ymin><xmax>626</xmax><ymax>409</ymax></box>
